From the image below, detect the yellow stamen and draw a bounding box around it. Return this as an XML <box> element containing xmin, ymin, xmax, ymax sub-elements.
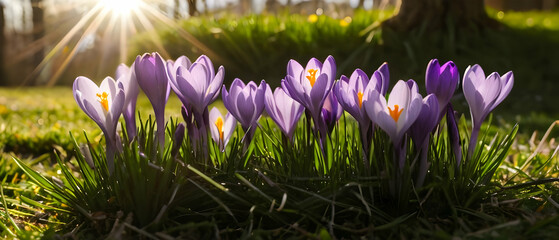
<box><xmin>96</xmin><ymin>92</ymin><xmax>109</xmax><ymax>111</ymax></box>
<box><xmin>215</xmin><ymin>116</ymin><xmax>224</xmax><ymax>141</ymax></box>
<box><xmin>357</xmin><ymin>92</ymin><xmax>364</xmax><ymax>109</ymax></box>
<box><xmin>306</xmin><ymin>69</ymin><xmax>318</xmax><ymax>87</ymax></box>
<box><xmin>388</xmin><ymin>105</ymin><xmax>404</xmax><ymax>122</ymax></box>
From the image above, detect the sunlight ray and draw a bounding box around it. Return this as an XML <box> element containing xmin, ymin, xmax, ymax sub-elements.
<box><xmin>46</xmin><ymin>5</ymin><xmax>112</xmax><ymax>86</ymax></box>
<box><xmin>139</xmin><ymin>4</ymin><xmax>224</xmax><ymax>66</ymax></box>
<box><xmin>131</xmin><ymin>3</ymin><xmax>170</xmax><ymax>58</ymax></box>
<box><xmin>24</xmin><ymin>3</ymin><xmax>105</xmax><ymax>85</ymax></box>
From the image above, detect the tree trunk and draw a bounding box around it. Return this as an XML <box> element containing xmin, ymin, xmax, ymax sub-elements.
<box><xmin>357</xmin><ymin>0</ymin><xmax>365</xmax><ymax>8</ymax></box>
<box><xmin>239</xmin><ymin>0</ymin><xmax>251</xmax><ymax>14</ymax></box>
<box><xmin>174</xmin><ymin>0</ymin><xmax>181</xmax><ymax>19</ymax></box>
<box><xmin>311</xmin><ymin>0</ymin><xmax>322</xmax><ymax>10</ymax></box>
<box><xmin>0</xmin><ymin>3</ymin><xmax>4</xmax><ymax>85</ymax></box>
<box><xmin>265</xmin><ymin>0</ymin><xmax>279</xmax><ymax>13</ymax></box>
<box><xmin>31</xmin><ymin>0</ymin><xmax>45</xmax><ymax>85</ymax></box>
<box><xmin>187</xmin><ymin>0</ymin><xmax>198</xmax><ymax>17</ymax></box>
<box><xmin>382</xmin><ymin>0</ymin><xmax>499</xmax><ymax>32</ymax></box>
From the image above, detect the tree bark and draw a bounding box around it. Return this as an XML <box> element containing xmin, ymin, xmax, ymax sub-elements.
<box><xmin>357</xmin><ymin>0</ymin><xmax>365</xmax><ymax>8</ymax></box>
<box><xmin>239</xmin><ymin>0</ymin><xmax>251</xmax><ymax>14</ymax></box>
<box><xmin>382</xmin><ymin>0</ymin><xmax>499</xmax><ymax>32</ymax></box>
<box><xmin>31</xmin><ymin>0</ymin><xmax>45</xmax><ymax>85</ymax></box>
<box><xmin>187</xmin><ymin>0</ymin><xmax>198</xmax><ymax>17</ymax></box>
<box><xmin>265</xmin><ymin>0</ymin><xmax>279</xmax><ymax>13</ymax></box>
<box><xmin>0</xmin><ymin>3</ymin><xmax>4</xmax><ymax>85</ymax></box>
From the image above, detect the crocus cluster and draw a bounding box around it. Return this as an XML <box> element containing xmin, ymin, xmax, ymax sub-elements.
<box><xmin>73</xmin><ymin>52</ymin><xmax>513</xmax><ymax>185</ymax></box>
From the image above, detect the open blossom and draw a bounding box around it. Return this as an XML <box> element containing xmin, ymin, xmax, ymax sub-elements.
<box><xmin>222</xmin><ymin>78</ymin><xmax>266</xmax><ymax>136</ymax></box>
<box><xmin>168</xmin><ymin>55</ymin><xmax>224</xmax><ymax>115</ymax></box>
<box><xmin>364</xmin><ymin>80</ymin><xmax>423</xmax><ymax>147</ymax></box>
<box><xmin>134</xmin><ymin>52</ymin><xmax>170</xmax><ymax>148</ymax></box>
<box><xmin>334</xmin><ymin>68</ymin><xmax>387</xmax><ymax>127</ymax></box>
<box><xmin>264</xmin><ymin>86</ymin><xmax>304</xmax><ymax>140</ymax></box>
<box><xmin>115</xmin><ymin>63</ymin><xmax>139</xmax><ymax>141</ymax></box>
<box><xmin>73</xmin><ymin>76</ymin><xmax>124</xmax><ymax>173</ymax></box>
<box><xmin>209</xmin><ymin>107</ymin><xmax>237</xmax><ymax>151</ymax></box>
<box><xmin>281</xmin><ymin>56</ymin><xmax>336</xmax><ymax>124</ymax></box>
<box><xmin>425</xmin><ymin>59</ymin><xmax>459</xmax><ymax>116</ymax></box>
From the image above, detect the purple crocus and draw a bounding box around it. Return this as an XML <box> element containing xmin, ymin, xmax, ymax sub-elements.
<box><xmin>170</xmin><ymin>55</ymin><xmax>224</xmax><ymax>116</ymax></box>
<box><xmin>463</xmin><ymin>64</ymin><xmax>513</xmax><ymax>158</ymax></box>
<box><xmin>364</xmin><ymin>80</ymin><xmax>423</xmax><ymax>168</ymax></box>
<box><xmin>409</xmin><ymin>94</ymin><xmax>439</xmax><ymax>149</ymax></box>
<box><xmin>365</xmin><ymin>80</ymin><xmax>423</xmax><ymax>147</ymax></box>
<box><xmin>334</xmin><ymin>68</ymin><xmax>387</xmax><ymax>127</ymax></box>
<box><xmin>321</xmin><ymin>91</ymin><xmax>343</xmax><ymax>133</ymax></box>
<box><xmin>377</xmin><ymin>62</ymin><xmax>390</xmax><ymax>95</ymax></box>
<box><xmin>264</xmin><ymin>86</ymin><xmax>304</xmax><ymax>140</ymax></box>
<box><xmin>281</xmin><ymin>56</ymin><xmax>336</xmax><ymax>143</ymax></box>
<box><xmin>134</xmin><ymin>52</ymin><xmax>170</xmax><ymax>149</ymax></box>
<box><xmin>222</xmin><ymin>78</ymin><xmax>266</xmax><ymax>144</ymax></box>
<box><xmin>166</xmin><ymin>55</ymin><xmax>192</xmax><ymax>108</ymax></box>
<box><xmin>73</xmin><ymin>76</ymin><xmax>124</xmax><ymax>173</ymax></box>
<box><xmin>115</xmin><ymin>63</ymin><xmax>139</xmax><ymax>141</ymax></box>
<box><xmin>425</xmin><ymin>59</ymin><xmax>459</xmax><ymax>117</ymax></box>
<box><xmin>209</xmin><ymin>107</ymin><xmax>237</xmax><ymax>152</ymax></box>
<box><xmin>408</xmin><ymin>94</ymin><xmax>439</xmax><ymax>188</ymax></box>
<box><xmin>334</xmin><ymin>66</ymin><xmax>389</xmax><ymax>169</ymax></box>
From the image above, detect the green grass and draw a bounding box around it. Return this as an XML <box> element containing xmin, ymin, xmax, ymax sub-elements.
<box><xmin>0</xmin><ymin>87</ymin><xmax>557</xmax><ymax>238</ymax></box>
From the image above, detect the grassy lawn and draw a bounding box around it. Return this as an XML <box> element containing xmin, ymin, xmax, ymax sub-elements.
<box><xmin>1</xmin><ymin>9</ymin><xmax>559</xmax><ymax>239</ymax></box>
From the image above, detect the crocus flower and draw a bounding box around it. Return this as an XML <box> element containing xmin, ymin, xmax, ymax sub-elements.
<box><xmin>425</xmin><ymin>59</ymin><xmax>459</xmax><ymax>116</ymax></box>
<box><xmin>222</xmin><ymin>78</ymin><xmax>266</xmax><ymax>143</ymax></box>
<box><xmin>281</xmin><ymin>56</ymin><xmax>336</xmax><ymax>137</ymax></box>
<box><xmin>209</xmin><ymin>107</ymin><xmax>237</xmax><ymax>152</ymax></box>
<box><xmin>115</xmin><ymin>63</ymin><xmax>139</xmax><ymax>141</ymax></box>
<box><xmin>409</xmin><ymin>94</ymin><xmax>439</xmax><ymax>148</ymax></box>
<box><xmin>463</xmin><ymin>64</ymin><xmax>513</xmax><ymax>158</ymax></box>
<box><xmin>408</xmin><ymin>94</ymin><xmax>439</xmax><ymax>188</ymax></box>
<box><xmin>321</xmin><ymin>90</ymin><xmax>343</xmax><ymax>133</ymax></box>
<box><xmin>377</xmin><ymin>62</ymin><xmax>390</xmax><ymax>95</ymax></box>
<box><xmin>365</xmin><ymin>80</ymin><xmax>423</xmax><ymax>147</ymax></box>
<box><xmin>134</xmin><ymin>52</ymin><xmax>170</xmax><ymax>149</ymax></box>
<box><xmin>169</xmin><ymin>55</ymin><xmax>224</xmax><ymax>116</ymax></box>
<box><xmin>264</xmin><ymin>86</ymin><xmax>304</xmax><ymax>140</ymax></box>
<box><xmin>166</xmin><ymin>56</ymin><xmax>192</xmax><ymax>108</ymax></box>
<box><xmin>73</xmin><ymin>76</ymin><xmax>124</xmax><ymax>173</ymax></box>
<box><xmin>334</xmin><ymin>68</ymin><xmax>387</xmax><ymax>127</ymax></box>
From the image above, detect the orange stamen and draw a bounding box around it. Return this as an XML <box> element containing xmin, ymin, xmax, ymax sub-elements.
<box><xmin>357</xmin><ymin>92</ymin><xmax>364</xmax><ymax>109</ymax></box>
<box><xmin>387</xmin><ymin>105</ymin><xmax>404</xmax><ymax>122</ymax></box>
<box><xmin>306</xmin><ymin>69</ymin><xmax>318</xmax><ymax>87</ymax></box>
<box><xmin>96</xmin><ymin>92</ymin><xmax>109</xmax><ymax>111</ymax></box>
<box><xmin>215</xmin><ymin>116</ymin><xmax>224</xmax><ymax>141</ymax></box>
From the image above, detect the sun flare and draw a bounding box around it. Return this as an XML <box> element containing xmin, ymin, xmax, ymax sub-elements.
<box><xmin>98</xmin><ymin>0</ymin><xmax>142</xmax><ymax>16</ymax></box>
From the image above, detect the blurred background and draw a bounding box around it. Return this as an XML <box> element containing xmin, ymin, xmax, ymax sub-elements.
<box><xmin>0</xmin><ymin>0</ymin><xmax>558</xmax><ymax>117</ymax></box>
